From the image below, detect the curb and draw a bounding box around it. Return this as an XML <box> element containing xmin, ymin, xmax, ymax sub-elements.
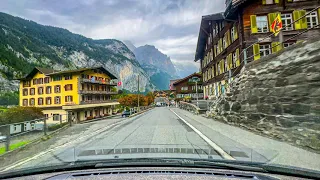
<box><xmin>79</xmin><ymin>114</ymin><xmax>120</xmax><ymax>124</ymax></box>
<box><xmin>128</xmin><ymin>108</ymin><xmax>154</xmax><ymax>118</ymax></box>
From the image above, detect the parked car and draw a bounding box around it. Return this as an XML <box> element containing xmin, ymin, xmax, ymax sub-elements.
<box><xmin>121</xmin><ymin>110</ymin><xmax>130</xmax><ymax>117</ymax></box>
<box><xmin>0</xmin><ymin>136</ymin><xmax>7</xmax><ymax>142</ymax></box>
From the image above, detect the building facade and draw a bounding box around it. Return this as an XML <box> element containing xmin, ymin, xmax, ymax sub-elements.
<box><xmin>172</xmin><ymin>73</ymin><xmax>204</xmax><ymax>100</ymax></box>
<box><xmin>195</xmin><ymin>0</ymin><xmax>320</xmax><ymax>99</ymax></box>
<box><xmin>19</xmin><ymin>67</ymin><xmax>119</xmax><ymax>124</ymax></box>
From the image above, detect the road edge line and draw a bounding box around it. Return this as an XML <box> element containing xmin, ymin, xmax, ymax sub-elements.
<box><xmin>170</xmin><ymin>109</ymin><xmax>236</xmax><ymax>160</ymax></box>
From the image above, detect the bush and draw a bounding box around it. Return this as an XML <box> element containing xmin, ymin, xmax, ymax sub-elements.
<box><xmin>48</xmin><ymin>122</ymin><xmax>68</xmax><ymax>131</ymax></box>
<box><xmin>0</xmin><ymin>106</ymin><xmax>44</xmax><ymax>125</ymax></box>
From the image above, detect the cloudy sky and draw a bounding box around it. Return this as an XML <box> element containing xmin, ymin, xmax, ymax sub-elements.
<box><xmin>0</xmin><ymin>0</ymin><xmax>225</xmax><ymax>71</ymax></box>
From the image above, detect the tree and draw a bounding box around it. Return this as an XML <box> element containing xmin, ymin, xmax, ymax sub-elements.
<box><xmin>0</xmin><ymin>106</ymin><xmax>44</xmax><ymax>125</ymax></box>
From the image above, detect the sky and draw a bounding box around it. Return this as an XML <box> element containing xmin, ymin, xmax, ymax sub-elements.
<box><xmin>0</xmin><ymin>0</ymin><xmax>226</xmax><ymax>72</ymax></box>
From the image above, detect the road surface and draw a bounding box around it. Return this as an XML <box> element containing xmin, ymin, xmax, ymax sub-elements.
<box><xmin>2</xmin><ymin>107</ymin><xmax>320</xmax><ymax>171</ymax></box>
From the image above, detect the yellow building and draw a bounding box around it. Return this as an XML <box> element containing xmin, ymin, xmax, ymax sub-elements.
<box><xmin>19</xmin><ymin>67</ymin><xmax>119</xmax><ymax>124</ymax></box>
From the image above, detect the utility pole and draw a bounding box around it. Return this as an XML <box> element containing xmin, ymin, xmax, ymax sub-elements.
<box><xmin>137</xmin><ymin>74</ymin><xmax>140</xmax><ymax>111</ymax></box>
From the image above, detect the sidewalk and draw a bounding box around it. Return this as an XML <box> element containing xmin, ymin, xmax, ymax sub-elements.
<box><xmin>171</xmin><ymin>108</ymin><xmax>320</xmax><ymax>171</ymax></box>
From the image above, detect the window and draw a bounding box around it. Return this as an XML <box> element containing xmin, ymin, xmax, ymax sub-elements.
<box><xmin>65</xmin><ymin>84</ymin><xmax>73</xmax><ymax>91</ymax></box>
<box><xmin>30</xmin><ymin>88</ymin><xmax>35</xmax><ymax>95</ymax></box>
<box><xmin>23</xmin><ymin>81</ymin><xmax>30</xmax><ymax>87</ymax></box>
<box><xmin>54</xmin><ymin>85</ymin><xmax>61</xmax><ymax>93</ymax></box>
<box><xmin>54</xmin><ymin>96</ymin><xmax>61</xmax><ymax>104</ymax></box>
<box><xmin>46</xmin><ymin>97</ymin><xmax>52</xmax><ymax>105</ymax></box>
<box><xmin>283</xmin><ymin>42</ymin><xmax>295</xmax><ymax>48</ymax></box>
<box><xmin>257</xmin><ymin>16</ymin><xmax>269</xmax><ymax>33</ymax></box>
<box><xmin>260</xmin><ymin>44</ymin><xmax>271</xmax><ymax>57</ymax></box>
<box><xmin>44</xmin><ymin>77</ymin><xmax>50</xmax><ymax>83</ymax></box>
<box><xmin>23</xmin><ymin>89</ymin><xmax>28</xmax><ymax>96</ymax></box>
<box><xmin>38</xmin><ymin>78</ymin><xmax>43</xmax><ymax>84</ymax></box>
<box><xmin>46</xmin><ymin>86</ymin><xmax>51</xmax><ymax>94</ymax></box>
<box><xmin>222</xmin><ymin>36</ymin><xmax>227</xmax><ymax>49</ymax></box>
<box><xmin>231</xmin><ymin>26</ymin><xmax>235</xmax><ymax>42</ymax></box>
<box><xmin>65</xmin><ymin>95</ymin><xmax>73</xmax><ymax>102</ymax></box>
<box><xmin>53</xmin><ymin>114</ymin><xmax>60</xmax><ymax>121</ymax></box>
<box><xmin>181</xmin><ymin>87</ymin><xmax>188</xmax><ymax>91</ymax></box>
<box><xmin>64</xmin><ymin>75</ymin><xmax>72</xmax><ymax>80</ymax></box>
<box><xmin>38</xmin><ymin>98</ymin><xmax>43</xmax><ymax>105</ymax></box>
<box><xmin>264</xmin><ymin>0</ymin><xmax>275</xmax><ymax>4</ymax></box>
<box><xmin>232</xmin><ymin>52</ymin><xmax>237</xmax><ymax>68</ymax></box>
<box><xmin>38</xmin><ymin>87</ymin><xmax>43</xmax><ymax>95</ymax></box>
<box><xmin>33</xmin><ymin>79</ymin><xmax>37</xmax><ymax>85</ymax></box>
<box><xmin>30</xmin><ymin>98</ymin><xmax>35</xmax><ymax>106</ymax></box>
<box><xmin>85</xmin><ymin>111</ymin><xmax>87</xmax><ymax>118</ymax></box>
<box><xmin>23</xmin><ymin>99</ymin><xmax>28</xmax><ymax>106</ymax></box>
<box><xmin>306</xmin><ymin>11</ymin><xmax>318</xmax><ymax>28</ymax></box>
<box><xmin>53</xmin><ymin>76</ymin><xmax>62</xmax><ymax>81</ymax></box>
<box><xmin>281</xmin><ymin>13</ymin><xmax>293</xmax><ymax>31</ymax></box>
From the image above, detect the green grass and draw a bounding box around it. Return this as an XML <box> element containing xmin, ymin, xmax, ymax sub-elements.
<box><xmin>0</xmin><ymin>141</ymin><xmax>29</xmax><ymax>155</ymax></box>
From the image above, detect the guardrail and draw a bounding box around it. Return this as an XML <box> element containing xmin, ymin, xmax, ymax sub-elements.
<box><xmin>79</xmin><ymin>78</ymin><xmax>117</xmax><ymax>86</ymax></box>
<box><xmin>178</xmin><ymin>101</ymin><xmax>201</xmax><ymax>115</ymax></box>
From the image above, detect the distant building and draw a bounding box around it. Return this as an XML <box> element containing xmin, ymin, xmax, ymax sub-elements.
<box><xmin>195</xmin><ymin>0</ymin><xmax>320</xmax><ymax>99</ymax></box>
<box><xmin>18</xmin><ymin>67</ymin><xmax>119</xmax><ymax>123</ymax></box>
<box><xmin>172</xmin><ymin>73</ymin><xmax>203</xmax><ymax>100</ymax></box>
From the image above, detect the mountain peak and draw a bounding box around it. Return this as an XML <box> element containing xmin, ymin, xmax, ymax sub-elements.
<box><xmin>123</xmin><ymin>40</ymin><xmax>136</xmax><ymax>53</ymax></box>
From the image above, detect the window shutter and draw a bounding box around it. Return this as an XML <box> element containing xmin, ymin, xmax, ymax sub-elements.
<box><xmin>71</xmin><ymin>96</ymin><xmax>73</xmax><ymax>102</ymax></box>
<box><xmin>275</xmin><ymin>0</ymin><xmax>280</xmax><ymax>3</ymax></box>
<box><xmin>268</xmin><ymin>13</ymin><xmax>275</xmax><ymax>31</ymax></box>
<box><xmin>271</xmin><ymin>42</ymin><xmax>283</xmax><ymax>53</ymax></box>
<box><xmin>65</xmin><ymin>96</ymin><xmax>67</xmax><ymax>102</ymax></box>
<box><xmin>300</xmin><ymin>10</ymin><xmax>307</xmax><ymax>29</ymax></box>
<box><xmin>293</xmin><ymin>10</ymin><xmax>301</xmax><ymax>29</ymax></box>
<box><xmin>250</xmin><ymin>15</ymin><xmax>258</xmax><ymax>33</ymax></box>
<box><xmin>262</xmin><ymin>0</ymin><xmax>266</xmax><ymax>4</ymax></box>
<box><xmin>234</xmin><ymin>25</ymin><xmax>238</xmax><ymax>40</ymax></box>
<box><xmin>287</xmin><ymin>0</ymin><xmax>292</xmax><ymax>2</ymax></box>
<box><xmin>236</xmin><ymin>49</ymin><xmax>240</xmax><ymax>67</ymax></box>
<box><xmin>70</xmin><ymin>84</ymin><xmax>73</xmax><ymax>90</ymax></box>
<box><xmin>227</xmin><ymin>30</ymin><xmax>231</xmax><ymax>46</ymax></box>
<box><xmin>253</xmin><ymin>44</ymin><xmax>261</xmax><ymax>60</ymax></box>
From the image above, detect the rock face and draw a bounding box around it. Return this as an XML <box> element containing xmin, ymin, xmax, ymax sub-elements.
<box><xmin>123</xmin><ymin>41</ymin><xmax>179</xmax><ymax>90</ymax></box>
<box><xmin>0</xmin><ymin>12</ymin><xmax>154</xmax><ymax>92</ymax></box>
<box><xmin>209</xmin><ymin>40</ymin><xmax>320</xmax><ymax>152</ymax></box>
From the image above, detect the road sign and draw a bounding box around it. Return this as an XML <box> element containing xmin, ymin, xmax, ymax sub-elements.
<box><xmin>117</xmin><ymin>81</ymin><xmax>122</xmax><ymax>86</ymax></box>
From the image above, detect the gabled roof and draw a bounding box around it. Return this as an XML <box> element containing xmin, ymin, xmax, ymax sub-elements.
<box><xmin>194</xmin><ymin>12</ymin><xmax>225</xmax><ymax>62</ymax></box>
<box><xmin>19</xmin><ymin>66</ymin><xmax>117</xmax><ymax>80</ymax></box>
<box><xmin>225</xmin><ymin>0</ymin><xmax>248</xmax><ymax>18</ymax></box>
<box><xmin>173</xmin><ymin>72</ymin><xmax>202</xmax><ymax>85</ymax></box>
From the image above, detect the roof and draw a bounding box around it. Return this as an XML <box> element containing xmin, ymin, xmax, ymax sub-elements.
<box><xmin>194</xmin><ymin>12</ymin><xmax>225</xmax><ymax>62</ymax></box>
<box><xmin>173</xmin><ymin>72</ymin><xmax>202</xmax><ymax>85</ymax></box>
<box><xmin>225</xmin><ymin>0</ymin><xmax>248</xmax><ymax>18</ymax></box>
<box><xmin>18</xmin><ymin>66</ymin><xmax>117</xmax><ymax>80</ymax></box>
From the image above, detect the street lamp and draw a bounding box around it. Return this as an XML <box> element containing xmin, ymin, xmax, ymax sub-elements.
<box><xmin>191</xmin><ymin>77</ymin><xmax>200</xmax><ymax>107</ymax></box>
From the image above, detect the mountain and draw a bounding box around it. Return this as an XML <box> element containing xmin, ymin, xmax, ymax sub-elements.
<box><xmin>125</xmin><ymin>43</ymin><xmax>178</xmax><ymax>90</ymax></box>
<box><xmin>123</xmin><ymin>40</ymin><xmax>136</xmax><ymax>53</ymax></box>
<box><xmin>173</xmin><ymin>61</ymin><xmax>199</xmax><ymax>78</ymax></box>
<box><xmin>0</xmin><ymin>12</ymin><xmax>154</xmax><ymax>92</ymax></box>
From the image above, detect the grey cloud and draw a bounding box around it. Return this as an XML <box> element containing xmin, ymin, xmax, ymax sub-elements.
<box><xmin>0</xmin><ymin>0</ymin><xmax>225</xmax><ymax>69</ymax></box>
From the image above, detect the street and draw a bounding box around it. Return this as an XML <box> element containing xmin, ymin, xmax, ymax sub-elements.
<box><xmin>3</xmin><ymin>107</ymin><xmax>320</xmax><ymax>171</ymax></box>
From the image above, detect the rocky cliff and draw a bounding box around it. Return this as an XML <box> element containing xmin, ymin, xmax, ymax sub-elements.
<box><xmin>208</xmin><ymin>40</ymin><xmax>320</xmax><ymax>152</ymax></box>
<box><xmin>0</xmin><ymin>12</ymin><xmax>154</xmax><ymax>92</ymax></box>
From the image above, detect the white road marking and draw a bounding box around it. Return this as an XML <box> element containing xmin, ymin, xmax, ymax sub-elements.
<box><xmin>170</xmin><ymin>109</ymin><xmax>236</xmax><ymax>160</ymax></box>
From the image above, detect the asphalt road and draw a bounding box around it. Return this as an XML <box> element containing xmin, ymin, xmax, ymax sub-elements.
<box><xmin>5</xmin><ymin>107</ymin><xmax>319</xmax><ymax>172</ymax></box>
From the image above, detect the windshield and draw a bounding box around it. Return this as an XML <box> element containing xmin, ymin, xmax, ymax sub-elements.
<box><xmin>1</xmin><ymin>0</ymin><xmax>320</xmax><ymax>177</ymax></box>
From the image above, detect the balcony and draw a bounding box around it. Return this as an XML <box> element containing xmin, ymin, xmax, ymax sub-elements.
<box><xmin>80</xmin><ymin>99</ymin><xmax>118</xmax><ymax>105</ymax></box>
<box><xmin>79</xmin><ymin>78</ymin><xmax>117</xmax><ymax>86</ymax></box>
<box><xmin>79</xmin><ymin>90</ymin><xmax>118</xmax><ymax>95</ymax></box>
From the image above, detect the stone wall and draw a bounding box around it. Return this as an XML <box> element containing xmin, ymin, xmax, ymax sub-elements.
<box><xmin>209</xmin><ymin>40</ymin><xmax>320</xmax><ymax>152</ymax></box>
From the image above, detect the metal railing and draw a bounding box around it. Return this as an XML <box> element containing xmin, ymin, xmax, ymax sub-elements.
<box><xmin>0</xmin><ymin>114</ymin><xmax>70</xmax><ymax>153</ymax></box>
<box><xmin>79</xmin><ymin>90</ymin><xmax>118</xmax><ymax>95</ymax></box>
<box><xmin>80</xmin><ymin>78</ymin><xmax>117</xmax><ymax>85</ymax></box>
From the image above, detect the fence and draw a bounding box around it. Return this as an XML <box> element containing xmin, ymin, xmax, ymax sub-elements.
<box><xmin>212</xmin><ymin>6</ymin><xmax>320</xmax><ymax>101</ymax></box>
<box><xmin>0</xmin><ymin>114</ymin><xmax>70</xmax><ymax>154</ymax></box>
